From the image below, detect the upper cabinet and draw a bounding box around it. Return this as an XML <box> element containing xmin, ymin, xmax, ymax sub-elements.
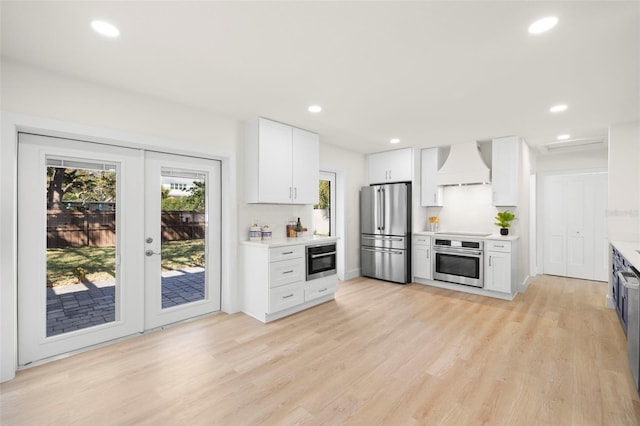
<box><xmin>421</xmin><ymin>147</ymin><xmax>445</xmax><ymax>207</ymax></box>
<box><xmin>491</xmin><ymin>136</ymin><xmax>521</xmax><ymax>207</ymax></box>
<box><xmin>368</xmin><ymin>148</ymin><xmax>413</xmax><ymax>184</ymax></box>
<box><xmin>245</xmin><ymin>117</ymin><xmax>319</xmax><ymax>204</ymax></box>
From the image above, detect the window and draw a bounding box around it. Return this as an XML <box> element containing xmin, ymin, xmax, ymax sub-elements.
<box><xmin>313</xmin><ymin>171</ymin><xmax>336</xmax><ymax>237</ymax></box>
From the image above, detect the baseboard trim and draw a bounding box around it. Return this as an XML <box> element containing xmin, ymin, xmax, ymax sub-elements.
<box><xmin>520</xmin><ymin>275</ymin><xmax>532</xmax><ymax>293</ymax></box>
<box><xmin>344</xmin><ymin>268</ymin><xmax>360</xmax><ymax>281</ymax></box>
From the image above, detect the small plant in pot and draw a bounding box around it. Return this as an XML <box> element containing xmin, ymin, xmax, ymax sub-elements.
<box><xmin>494</xmin><ymin>211</ymin><xmax>516</xmax><ymax>236</ymax></box>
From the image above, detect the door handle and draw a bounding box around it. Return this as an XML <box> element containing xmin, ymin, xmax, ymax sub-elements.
<box><xmin>145</xmin><ymin>249</ymin><xmax>161</xmax><ymax>257</ymax></box>
<box><xmin>489</xmin><ymin>256</ymin><xmax>492</xmax><ymax>267</ymax></box>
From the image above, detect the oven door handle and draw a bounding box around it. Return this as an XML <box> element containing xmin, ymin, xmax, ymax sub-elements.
<box><xmin>310</xmin><ymin>251</ymin><xmax>337</xmax><ymax>259</ymax></box>
<box><xmin>433</xmin><ymin>247</ymin><xmax>483</xmax><ymax>256</ymax></box>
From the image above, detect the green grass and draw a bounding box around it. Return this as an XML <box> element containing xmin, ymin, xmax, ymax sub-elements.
<box><xmin>46</xmin><ymin>239</ymin><xmax>205</xmax><ymax>286</ymax></box>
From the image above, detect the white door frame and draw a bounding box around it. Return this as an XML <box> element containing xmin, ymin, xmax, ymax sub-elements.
<box><xmin>0</xmin><ymin>112</ymin><xmax>238</xmax><ymax>382</ymax></box>
<box><xmin>320</xmin><ymin>164</ymin><xmax>346</xmax><ymax>281</ymax></box>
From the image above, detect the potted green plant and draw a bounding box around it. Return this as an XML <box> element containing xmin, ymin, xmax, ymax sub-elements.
<box><xmin>494</xmin><ymin>211</ymin><xmax>516</xmax><ymax>236</ymax></box>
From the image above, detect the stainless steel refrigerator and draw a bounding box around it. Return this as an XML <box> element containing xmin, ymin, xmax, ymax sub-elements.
<box><xmin>360</xmin><ymin>182</ymin><xmax>411</xmax><ymax>284</ymax></box>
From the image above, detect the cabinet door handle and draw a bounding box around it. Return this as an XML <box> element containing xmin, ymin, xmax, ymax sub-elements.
<box><xmin>318</xmin><ymin>288</ymin><xmax>328</xmax><ymax>293</ymax></box>
<box><xmin>294</xmin><ymin>187</ymin><xmax>297</xmax><ymax>199</ymax></box>
<box><xmin>489</xmin><ymin>256</ymin><xmax>492</xmax><ymax>267</ymax></box>
<box><xmin>282</xmin><ymin>251</ymin><xmax>294</xmax><ymax>255</ymax></box>
<box><xmin>388</xmin><ymin>170</ymin><xmax>392</xmax><ymax>180</ymax></box>
<box><xmin>283</xmin><ymin>294</ymin><xmax>294</xmax><ymax>299</ymax></box>
<box><xmin>282</xmin><ymin>270</ymin><xmax>294</xmax><ymax>274</ymax></box>
<box><xmin>494</xmin><ymin>245</ymin><xmax>504</xmax><ymax>248</ymax></box>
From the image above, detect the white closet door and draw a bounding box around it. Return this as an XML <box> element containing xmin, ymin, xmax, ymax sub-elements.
<box><xmin>543</xmin><ymin>172</ymin><xmax>607</xmax><ymax>281</ymax></box>
<box><xmin>543</xmin><ymin>174</ymin><xmax>567</xmax><ymax>276</ymax></box>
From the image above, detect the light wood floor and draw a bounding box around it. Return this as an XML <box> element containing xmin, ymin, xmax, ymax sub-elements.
<box><xmin>2</xmin><ymin>275</ymin><xmax>639</xmax><ymax>425</ymax></box>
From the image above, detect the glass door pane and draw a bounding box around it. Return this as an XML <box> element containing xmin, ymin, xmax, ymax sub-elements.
<box><xmin>45</xmin><ymin>160</ymin><xmax>118</xmax><ymax>336</ymax></box>
<box><xmin>160</xmin><ymin>170</ymin><xmax>206</xmax><ymax>308</ymax></box>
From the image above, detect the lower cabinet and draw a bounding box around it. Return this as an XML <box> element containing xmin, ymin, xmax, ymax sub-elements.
<box><xmin>484</xmin><ymin>241</ymin><xmax>513</xmax><ymax>294</ymax></box>
<box><xmin>413</xmin><ymin>235</ymin><xmax>432</xmax><ymax>280</ymax></box>
<box><xmin>241</xmin><ymin>242</ymin><xmax>338</xmax><ymax>322</ymax></box>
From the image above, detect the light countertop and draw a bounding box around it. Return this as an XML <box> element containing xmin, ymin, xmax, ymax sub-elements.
<box><xmin>611</xmin><ymin>240</ymin><xmax>640</xmax><ymax>271</ymax></box>
<box><xmin>414</xmin><ymin>231</ymin><xmax>520</xmax><ymax>241</ymax></box>
<box><xmin>241</xmin><ymin>235</ymin><xmax>339</xmax><ymax>248</ymax></box>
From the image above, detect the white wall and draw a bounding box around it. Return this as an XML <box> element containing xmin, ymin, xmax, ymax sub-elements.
<box><xmin>319</xmin><ymin>142</ymin><xmax>367</xmax><ymax>279</ymax></box>
<box><xmin>608</xmin><ymin>121</ymin><xmax>640</xmax><ymax>242</ymax></box>
<box><xmin>1</xmin><ymin>60</ymin><xmax>242</xmax><ymax>382</ymax></box>
<box><xmin>535</xmin><ymin>148</ymin><xmax>608</xmax><ymax>173</ymax></box>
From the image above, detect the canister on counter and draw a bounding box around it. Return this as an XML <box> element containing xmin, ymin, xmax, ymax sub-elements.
<box><xmin>261</xmin><ymin>225</ymin><xmax>272</xmax><ymax>240</ymax></box>
<box><xmin>249</xmin><ymin>224</ymin><xmax>262</xmax><ymax>241</ymax></box>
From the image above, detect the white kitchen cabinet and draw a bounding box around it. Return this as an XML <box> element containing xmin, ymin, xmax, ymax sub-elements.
<box><xmin>484</xmin><ymin>240</ymin><xmax>513</xmax><ymax>294</ymax></box>
<box><xmin>413</xmin><ymin>235</ymin><xmax>432</xmax><ymax>280</ymax></box>
<box><xmin>241</xmin><ymin>240</ymin><xmax>338</xmax><ymax>323</ymax></box>
<box><xmin>368</xmin><ymin>148</ymin><xmax>413</xmax><ymax>184</ymax></box>
<box><xmin>491</xmin><ymin>136</ymin><xmax>520</xmax><ymax>207</ymax></box>
<box><xmin>420</xmin><ymin>148</ymin><xmax>444</xmax><ymax>206</ymax></box>
<box><xmin>245</xmin><ymin>117</ymin><xmax>319</xmax><ymax>204</ymax></box>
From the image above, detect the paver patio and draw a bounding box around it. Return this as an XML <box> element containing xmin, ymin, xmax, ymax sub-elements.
<box><xmin>46</xmin><ymin>267</ymin><xmax>205</xmax><ymax>336</ymax></box>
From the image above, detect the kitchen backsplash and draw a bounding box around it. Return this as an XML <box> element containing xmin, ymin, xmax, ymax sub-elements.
<box><xmin>424</xmin><ymin>184</ymin><xmax>517</xmax><ymax>235</ymax></box>
<box><xmin>238</xmin><ymin>203</ymin><xmax>313</xmax><ymax>240</ymax></box>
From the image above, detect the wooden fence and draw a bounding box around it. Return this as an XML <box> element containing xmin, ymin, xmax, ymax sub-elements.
<box><xmin>47</xmin><ymin>210</ymin><xmax>205</xmax><ymax>248</ymax></box>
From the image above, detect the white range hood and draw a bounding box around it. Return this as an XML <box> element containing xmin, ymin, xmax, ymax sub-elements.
<box><xmin>435</xmin><ymin>141</ymin><xmax>490</xmax><ymax>186</ymax></box>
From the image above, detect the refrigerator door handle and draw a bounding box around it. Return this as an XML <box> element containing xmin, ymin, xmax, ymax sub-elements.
<box><xmin>379</xmin><ymin>188</ymin><xmax>385</xmax><ymax>231</ymax></box>
<box><xmin>362</xmin><ymin>247</ymin><xmax>403</xmax><ymax>255</ymax></box>
<box><xmin>376</xmin><ymin>188</ymin><xmax>382</xmax><ymax>231</ymax></box>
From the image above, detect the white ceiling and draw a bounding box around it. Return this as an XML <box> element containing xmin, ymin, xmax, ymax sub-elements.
<box><xmin>1</xmin><ymin>1</ymin><xmax>639</xmax><ymax>154</ymax></box>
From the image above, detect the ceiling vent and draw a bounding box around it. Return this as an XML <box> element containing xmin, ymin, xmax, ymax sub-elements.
<box><xmin>542</xmin><ymin>137</ymin><xmax>607</xmax><ymax>153</ymax></box>
<box><xmin>436</xmin><ymin>141</ymin><xmax>490</xmax><ymax>186</ymax></box>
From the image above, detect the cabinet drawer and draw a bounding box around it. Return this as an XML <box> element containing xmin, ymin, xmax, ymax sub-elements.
<box><xmin>269</xmin><ymin>245</ymin><xmax>304</xmax><ymax>262</ymax></box>
<box><xmin>268</xmin><ymin>282</ymin><xmax>304</xmax><ymax>313</ymax></box>
<box><xmin>305</xmin><ymin>279</ymin><xmax>338</xmax><ymax>302</ymax></box>
<box><xmin>270</xmin><ymin>258</ymin><xmax>305</xmax><ymax>288</ymax></box>
<box><xmin>485</xmin><ymin>240</ymin><xmax>511</xmax><ymax>253</ymax></box>
<box><xmin>414</xmin><ymin>235</ymin><xmax>431</xmax><ymax>246</ymax></box>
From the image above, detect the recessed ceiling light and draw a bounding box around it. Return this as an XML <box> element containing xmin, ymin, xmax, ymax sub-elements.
<box><xmin>557</xmin><ymin>134</ymin><xmax>571</xmax><ymax>140</ymax></box>
<box><xmin>91</xmin><ymin>20</ymin><xmax>120</xmax><ymax>38</ymax></box>
<box><xmin>308</xmin><ymin>105</ymin><xmax>322</xmax><ymax>113</ymax></box>
<box><xmin>549</xmin><ymin>104</ymin><xmax>568</xmax><ymax>113</ymax></box>
<box><xmin>390</xmin><ymin>138</ymin><xmax>400</xmax><ymax>144</ymax></box>
<box><xmin>528</xmin><ymin>16</ymin><xmax>558</xmax><ymax>34</ymax></box>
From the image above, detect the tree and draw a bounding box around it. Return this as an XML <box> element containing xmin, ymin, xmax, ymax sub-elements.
<box><xmin>314</xmin><ymin>180</ymin><xmax>330</xmax><ymax>210</ymax></box>
<box><xmin>46</xmin><ymin>167</ymin><xmax>116</xmax><ymax>209</ymax></box>
<box><xmin>160</xmin><ymin>181</ymin><xmax>206</xmax><ymax>212</ymax></box>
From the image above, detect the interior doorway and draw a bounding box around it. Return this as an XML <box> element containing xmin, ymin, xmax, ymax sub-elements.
<box><xmin>17</xmin><ymin>133</ymin><xmax>221</xmax><ymax>365</ymax></box>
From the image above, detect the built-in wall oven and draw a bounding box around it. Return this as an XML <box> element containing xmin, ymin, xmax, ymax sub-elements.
<box><xmin>432</xmin><ymin>238</ymin><xmax>484</xmax><ymax>288</ymax></box>
<box><xmin>306</xmin><ymin>243</ymin><xmax>337</xmax><ymax>281</ymax></box>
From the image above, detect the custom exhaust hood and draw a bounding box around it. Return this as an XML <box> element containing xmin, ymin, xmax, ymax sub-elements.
<box><xmin>435</xmin><ymin>141</ymin><xmax>490</xmax><ymax>186</ymax></box>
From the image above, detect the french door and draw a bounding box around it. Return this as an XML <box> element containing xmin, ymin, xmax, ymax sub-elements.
<box><xmin>143</xmin><ymin>151</ymin><xmax>221</xmax><ymax>330</ymax></box>
<box><xmin>17</xmin><ymin>134</ymin><xmax>221</xmax><ymax>366</ymax></box>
